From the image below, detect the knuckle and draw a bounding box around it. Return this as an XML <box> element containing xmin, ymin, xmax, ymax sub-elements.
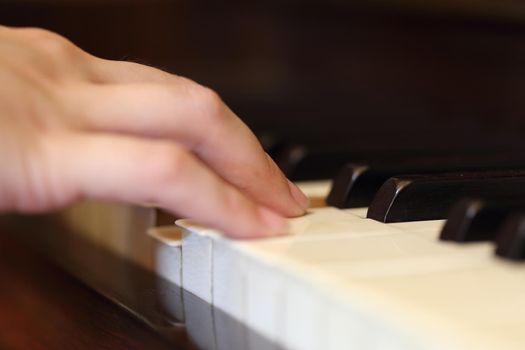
<box><xmin>201</xmin><ymin>88</ymin><xmax>224</xmax><ymax>119</ymax></box>
<box><xmin>188</xmin><ymin>84</ymin><xmax>225</xmax><ymax>122</ymax></box>
<box><xmin>42</xmin><ymin>37</ymin><xmax>72</xmax><ymax>57</ymax></box>
<box><xmin>25</xmin><ymin>28</ymin><xmax>74</xmax><ymax>56</ymax></box>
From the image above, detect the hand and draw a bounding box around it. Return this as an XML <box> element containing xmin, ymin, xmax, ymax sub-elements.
<box><xmin>0</xmin><ymin>26</ymin><xmax>308</xmax><ymax>238</ymax></box>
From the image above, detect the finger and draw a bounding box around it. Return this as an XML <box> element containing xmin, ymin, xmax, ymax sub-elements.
<box><xmin>44</xmin><ymin>132</ymin><xmax>288</xmax><ymax>239</ymax></box>
<box><xmin>66</xmin><ymin>82</ymin><xmax>308</xmax><ymax>217</ymax></box>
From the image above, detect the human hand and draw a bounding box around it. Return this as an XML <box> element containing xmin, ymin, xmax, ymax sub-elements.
<box><xmin>0</xmin><ymin>26</ymin><xmax>308</xmax><ymax>238</ymax></box>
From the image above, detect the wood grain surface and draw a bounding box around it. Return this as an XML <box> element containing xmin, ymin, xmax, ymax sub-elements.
<box><xmin>0</xmin><ymin>230</ymin><xmax>178</xmax><ymax>350</ymax></box>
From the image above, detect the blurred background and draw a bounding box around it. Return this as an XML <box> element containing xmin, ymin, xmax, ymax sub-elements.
<box><xmin>2</xmin><ymin>0</ymin><xmax>525</xmax><ymax>178</ymax></box>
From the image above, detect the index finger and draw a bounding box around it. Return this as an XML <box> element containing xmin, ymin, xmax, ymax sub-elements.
<box><xmin>68</xmin><ymin>81</ymin><xmax>308</xmax><ymax>217</ymax></box>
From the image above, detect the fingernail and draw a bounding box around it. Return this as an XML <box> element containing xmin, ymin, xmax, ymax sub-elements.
<box><xmin>287</xmin><ymin>180</ymin><xmax>310</xmax><ymax>210</ymax></box>
<box><xmin>259</xmin><ymin>207</ymin><xmax>289</xmax><ymax>235</ymax></box>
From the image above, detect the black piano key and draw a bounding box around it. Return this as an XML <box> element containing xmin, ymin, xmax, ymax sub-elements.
<box><xmin>325</xmin><ymin>163</ymin><xmax>370</xmax><ymax>207</ymax></box>
<box><xmin>326</xmin><ymin>154</ymin><xmax>525</xmax><ymax>209</ymax></box>
<box><xmin>440</xmin><ymin>198</ymin><xmax>525</xmax><ymax>242</ymax></box>
<box><xmin>273</xmin><ymin>145</ymin><xmax>464</xmax><ymax>181</ymax></box>
<box><xmin>495</xmin><ymin>212</ymin><xmax>525</xmax><ymax>261</ymax></box>
<box><xmin>367</xmin><ymin>170</ymin><xmax>525</xmax><ymax>223</ymax></box>
<box><xmin>274</xmin><ymin>145</ymin><xmax>367</xmax><ymax>181</ymax></box>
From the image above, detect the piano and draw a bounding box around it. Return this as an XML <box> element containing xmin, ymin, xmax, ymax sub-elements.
<box><xmin>3</xmin><ymin>1</ymin><xmax>525</xmax><ymax>349</ymax></box>
<box><xmin>6</xmin><ymin>163</ymin><xmax>525</xmax><ymax>350</ymax></box>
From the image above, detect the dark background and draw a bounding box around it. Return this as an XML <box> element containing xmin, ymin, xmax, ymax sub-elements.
<box><xmin>3</xmin><ymin>0</ymin><xmax>525</xmax><ymax>156</ymax></box>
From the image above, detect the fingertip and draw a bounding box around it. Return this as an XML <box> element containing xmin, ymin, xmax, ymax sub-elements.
<box><xmin>258</xmin><ymin>207</ymin><xmax>289</xmax><ymax>236</ymax></box>
<box><xmin>218</xmin><ymin>206</ymin><xmax>289</xmax><ymax>239</ymax></box>
<box><xmin>287</xmin><ymin>179</ymin><xmax>310</xmax><ymax>211</ymax></box>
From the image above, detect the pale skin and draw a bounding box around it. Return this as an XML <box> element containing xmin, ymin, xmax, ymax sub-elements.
<box><xmin>0</xmin><ymin>26</ymin><xmax>309</xmax><ymax>239</ymax></box>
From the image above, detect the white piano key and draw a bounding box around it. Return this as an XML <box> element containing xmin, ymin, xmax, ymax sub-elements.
<box><xmin>214</xmin><ymin>305</ymin><xmax>248</xmax><ymax>350</ymax></box>
<box><xmin>244</xmin><ymin>256</ymin><xmax>286</xmax><ymax>349</ymax></box>
<box><xmin>342</xmin><ymin>207</ymin><xmax>368</xmax><ymax>219</ymax></box>
<box><xmin>183</xmin><ymin>289</ymin><xmax>217</xmax><ymax>350</ymax></box>
<box><xmin>211</xmin><ymin>234</ymin><xmax>271</xmax><ymax>350</ymax></box>
<box><xmin>387</xmin><ymin>219</ymin><xmax>445</xmax><ymax>233</ymax></box>
<box><xmin>326</xmin><ymin>258</ymin><xmax>525</xmax><ymax>350</ymax></box>
<box><xmin>281</xmin><ymin>276</ymin><xmax>329</xmax><ymax>350</ymax></box>
<box><xmin>296</xmin><ymin>180</ymin><xmax>332</xmax><ymax>198</ymax></box>
<box><xmin>212</xmin><ymin>238</ymin><xmax>245</xmax><ymax>322</ymax></box>
<box><xmin>246</xmin><ymin>329</ymin><xmax>280</xmax><ymax>350</ymax></box>
<box><xmin>147</xmin><ymin>226</ymin><xmax>183</xmax><ymax>286</ymax></box>
<box><xmin>321</xmin><ymin>245</ymin><xmax>493</xmax><ymax>280</ymax></box>
<box><xmin>353</xmin><ymin>263</ymin><xmax>525</xmax><ymax>326</ymax></box>
<box><xmin>254</xmin><ymin>208</ymin><xmax>402</xmax><ymax>246</ymax></box>
<box><xmin>155</xmin><ymin>277</ymin><xmax>186</xmax><ymax>323</ymax></box>
<box><xmin>261</xmin><ymin>231</ymin><xmax>457</xmax><ymax>265</ymax></box>
<box><xmin>181</xmin><ymin>226</ymin><xmax>214</xmax><ymax>302</ymax></box>
<box><xmin>147</xmin><ymin>226</ymin><xmax>185</xmax><ymax>322</ymax></box>
<box><xmin>327</xmin><ymin>296</ymin><xmax>425</xmax><ymax>350</ymax></box>
<box><xmin>328</xmin><ymin>300</ymin><xmax>374</xmax><ymax>350</ymax></box>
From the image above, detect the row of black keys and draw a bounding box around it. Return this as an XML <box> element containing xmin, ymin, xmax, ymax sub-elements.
<box><xmin>314</xmin><ymin>153</ymin><xmax>525</xmax><ymax>262</ymax></box>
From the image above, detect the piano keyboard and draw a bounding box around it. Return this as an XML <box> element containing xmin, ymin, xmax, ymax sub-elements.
<box><xmin>141</xmin><ymin>179</ymin><xmax>525</xmax><ymax>350</ymax></box>
<box><xmin>32</xmin><ymin>155</ymin><xmax>525</xmax><ymax>350</ymax></box>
